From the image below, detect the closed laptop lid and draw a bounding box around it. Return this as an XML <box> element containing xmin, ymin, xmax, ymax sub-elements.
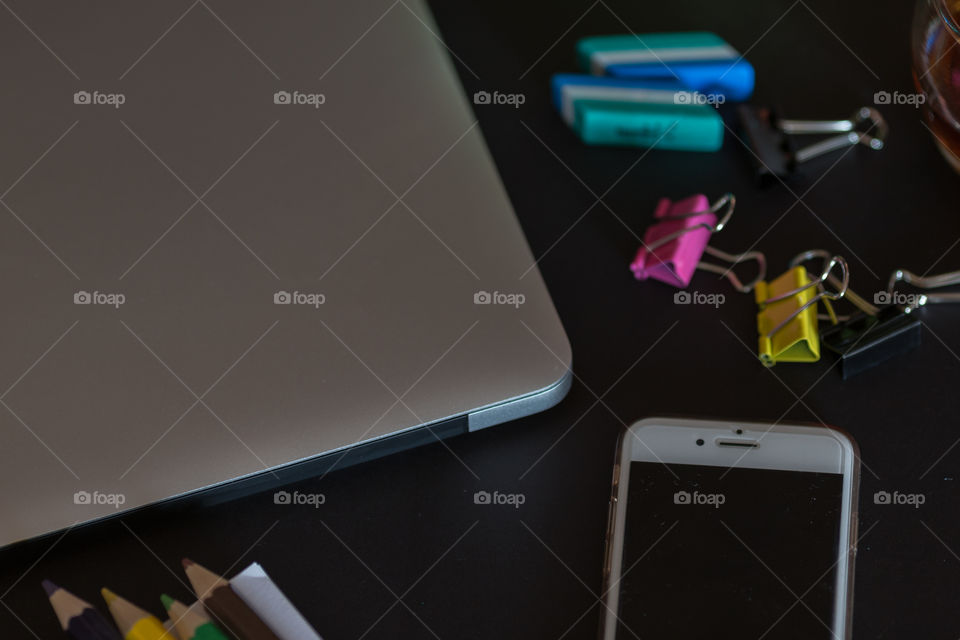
<box><xmin>0</xmin><ymin>0</ymin><xmax>570</xmax><ymax>546</ymax></box>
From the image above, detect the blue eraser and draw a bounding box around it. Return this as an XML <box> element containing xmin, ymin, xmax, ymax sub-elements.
<box><xmin>575</xmin><ymin>32</ymin><xmax>755</xmax><ymax>102</ymax></box>
<box><xmin>607</xmin><ymin>59</ymin><xmax>755</xmax><ymax>102</ymax></box>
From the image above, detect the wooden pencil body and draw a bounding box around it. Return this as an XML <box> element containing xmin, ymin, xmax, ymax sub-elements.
<box><xmin>202</xmin><ymin>585</ymin><xmax>279</xmax><ymax>640</ymax></box>
<box><xmin>66</xmin><ymin>608</ymin><xmax>124</xmax><ymax>640</ymax></box>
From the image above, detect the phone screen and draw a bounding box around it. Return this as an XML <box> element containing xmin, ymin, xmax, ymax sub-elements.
<box><xmin>616</xmin><ymin>462</ymin><xmax>844</xmax><ymax>639</ymax></box>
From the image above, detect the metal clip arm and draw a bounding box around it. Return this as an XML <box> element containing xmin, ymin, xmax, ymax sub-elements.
<box><xmin>888</xmin><ymin>268</ymin><xmax>960</xmax><ymax>309</ymax></box>
<box><xmin>642</xmin><ymin>193</ymin><xmax>735</xmax><ymax>254</ymax></box>
<box><xmin>779</xmin><ymin>107</ymin><xmax>887</xmax><ymax>164</ymax></box>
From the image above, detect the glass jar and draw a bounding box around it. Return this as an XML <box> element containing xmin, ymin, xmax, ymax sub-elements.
<box><xmin>913</xmin><ymin>0</ymin><xmax>960</xmax><ymax>172</ymax></box>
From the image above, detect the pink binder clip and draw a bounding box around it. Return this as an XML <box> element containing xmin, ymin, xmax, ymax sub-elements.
<box><xmin>630</xmin><ymin>193</ymin><xmax>765</xmax><ymax>292</ymax></box>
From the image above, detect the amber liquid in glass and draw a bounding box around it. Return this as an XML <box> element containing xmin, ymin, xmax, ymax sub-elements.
<box><xmin>914</xmin><ymin>1</ymin><xmax>960</xmax><ymax>170</ymax></box>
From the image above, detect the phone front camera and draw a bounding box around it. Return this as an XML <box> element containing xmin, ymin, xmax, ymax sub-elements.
<box><xmin>696</xmin><ymin>438</ymin><xmax>704</xmax><ymax>446</ymax></box>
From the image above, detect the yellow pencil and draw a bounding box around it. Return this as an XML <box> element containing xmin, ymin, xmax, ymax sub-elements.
<box><xmin>101</xmin><ymin>588</ymin><xmax>177</xmax><ymax>640</ymax></box>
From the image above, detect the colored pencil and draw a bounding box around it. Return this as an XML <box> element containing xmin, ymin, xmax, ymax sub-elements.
<box><xmin>182</xmin><ymin>559</ymin><xmax>279</xmax><ymax>640</ymax></box>
<box><xmin>162</xmin><ymin>595</ymin><xmax>229</xmax><ymax>640</ymax></box>
<box><xmin>43</xmin><ymin>580</ymin><xmax>122</xmax><ymax>640</ymax></box>
<box><xmin>162</xmin><ymin>620</ymin><xmax>179</xmax><ymax>637</ymax></box>
<box><xmin>101</xmin><ymin>588</ymin><xmax>177</xmax><ymax>640</ymax></box>
<box><xmin>230</xmin><ymin>563</ymin><xmax>323</xmax><ymax>640</ymax></box>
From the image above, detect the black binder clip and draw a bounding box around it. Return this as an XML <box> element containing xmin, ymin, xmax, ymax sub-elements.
<box><xmin>821</xmin><ymin>305</ymin><xmax>921</xmax><ymax>379</ymax></box>
<box><xmin>819</xmin><ymin>266</ymin><xmax>960</xmax><ymax>378</ymax></box>
<box><xmin>737</xmin><ymin>106</ymin><xmax>888</xmax><ymax>185</ymax></box>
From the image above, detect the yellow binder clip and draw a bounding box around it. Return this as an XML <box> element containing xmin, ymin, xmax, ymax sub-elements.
<box><xmin>755</xmin><ymin>252</ymin><xmax>849</xmax><ymax>366</ymax></box>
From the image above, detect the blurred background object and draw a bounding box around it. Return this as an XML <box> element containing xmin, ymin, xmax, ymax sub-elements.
<box><xmin>913</xmin><ymin>0</ymin><xmax>960</xmax><ymax>172</ymax></box>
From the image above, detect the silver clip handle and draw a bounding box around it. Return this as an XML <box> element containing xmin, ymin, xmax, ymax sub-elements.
<box><xmin>642</xmin><ymin>193</ymin><xmax>735</xmax><ymax>254</ymax></box>
<box><xmin>697</xmin><ymin>245</ymin><xmax>767</xmax><ymax>293</ymax></box>
<box><xmin>779</xmin><ymin>107</ymin><xmax>887</xmax><ymax>164</ymax></box>
<box><xmin>888</xmin><ymin>268</ymin><xmax>960</xmax><ymax>309</ymax></box>
<box><xmin>789</xmin><ymin>249</ymin><xmax>878</xmax><ymax>319</ymax></box>
<box><xmin>761</xmin><ymin>255</ymin><xmax>848</xmax><ymax>338</ymax></box>
<box><xmin>769</xmin><ymin>252</ymin><xmax>849</xmax><ymax>306</ymax></box>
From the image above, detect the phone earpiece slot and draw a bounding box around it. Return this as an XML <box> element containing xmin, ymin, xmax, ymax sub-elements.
<box><xmin>716</xmin><ymin>439</ymin><xmax>759</xmax><ymax>448</ymax></box>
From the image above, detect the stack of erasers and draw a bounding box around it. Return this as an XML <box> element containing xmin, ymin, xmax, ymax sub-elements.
<box><xmin>42</xmin><ymin>560</ymin><xmax>322</xmax><ymax>640</ymax></box>
<box><xmin>550</xmin><ymin>32</ymin><xmax>754</xmax><ymax>151</ymax></box>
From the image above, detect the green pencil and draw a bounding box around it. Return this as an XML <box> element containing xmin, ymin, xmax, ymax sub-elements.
<box><xmin>162</xmin><ymin>595</ymin><xmax>228</xmax><ymax>640</ymax></box>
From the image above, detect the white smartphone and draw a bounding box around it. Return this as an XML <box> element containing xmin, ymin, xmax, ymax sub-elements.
<box><xmin>601</xmin><ymin>417</ymin><xmax>860</xmax><ymax>640</ymax></box>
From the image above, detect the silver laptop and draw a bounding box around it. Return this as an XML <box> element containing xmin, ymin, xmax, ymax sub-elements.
<box><xmin>0</xmin><ymin>0</ymin><xmax>570</xmax><ymax>546</ymax></box>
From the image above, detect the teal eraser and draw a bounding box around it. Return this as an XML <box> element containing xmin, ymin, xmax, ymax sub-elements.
<box><xmin>572</xmin><ymin>101</ymin><xmax>723</xmax><ymax>151</ymax></box>
<box><xmin>551</xmin><ymin>73</ymin><xmax>694</xmax><ymax>125</ymax></box>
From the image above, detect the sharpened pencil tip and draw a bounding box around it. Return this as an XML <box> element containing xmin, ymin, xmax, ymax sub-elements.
<box><xmin>100</xmin><ymin>588</ymin><xmax>117</xmax><ymax>605</ymax></box>
<box><xmin>181</xmin><ymin>558</ymin><xmax>194</xmax><ymax>568</ymax></box>
<box><xmin>160</xmin><ymin>594</ymin><xmax>174</xmax><ymax>610</ymax></box>
<box><xmin>41</xmin><ymin>579</ymin><xmax>58</xmax><ymax>597</ymax></box>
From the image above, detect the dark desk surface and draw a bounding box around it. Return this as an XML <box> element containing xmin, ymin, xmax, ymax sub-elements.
<box><xmin>3</xmin><ymin>0</ymin><xmax>959</xmax><ymax>638</ymax></box>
